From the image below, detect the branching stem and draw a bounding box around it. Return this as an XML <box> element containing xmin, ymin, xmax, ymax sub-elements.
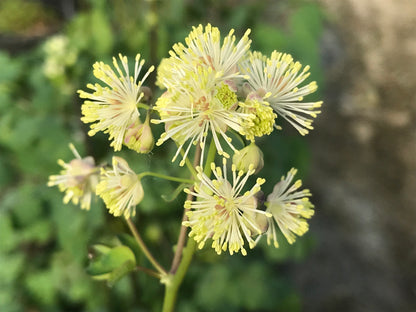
<box><xmin>126</xmin><ymin>218</ymin><xmax>167</xmax><ymax>276</ymax></box>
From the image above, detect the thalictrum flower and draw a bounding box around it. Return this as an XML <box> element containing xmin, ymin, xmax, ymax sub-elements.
<box><xmin>96</xmin><ymin>156</ymin><xmax>144</xmax><ymax>219</ymax></box>
<box><xmin>263</xmin><ymin>168</ymin><xmax>314</xmax><ymax>247</ymax></box>
<box><xmin>153</xmin><ymin>67</ymin><xmax>253</xmax><ymax>166</ymax></box>
<box><xmin>78</xmin><ymin>54</ymin><xmax>154</xmax><ymax>151</ymax></box>
<box><xmin>48</xmin><ymin>143</ymin><xmax>98</xmax><ymax>210</ymax></box>
<box><xmin>152</xmin><ymin>24</ymin><xmax>255</xmax><ymax>166</ymax></box>
<box><xmin>239</xmin><ymin>93</ymin><xmax>277</xmax><ymax>142</ymax></box>
<box><xmin>240</xmin><ymin>51</ymin><xmax>322</xmax><ymax>135</ymax></box>
<box><xmin>165</xmin><ymin>23</ymin><xmax>252</xmax><ymax>87</ymax></box>
<box><xmin>183</xmin><ymin>159</ymin><xmax>270</xmax><ymax>256</ymax></box>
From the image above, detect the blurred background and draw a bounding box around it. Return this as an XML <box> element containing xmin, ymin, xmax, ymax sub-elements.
<box><xmin>0</xmin><ymin>0</ymin><xmax>415</xmax><ymax>311</ymax></box>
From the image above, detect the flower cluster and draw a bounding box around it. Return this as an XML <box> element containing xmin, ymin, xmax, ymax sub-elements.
<box><xmin>153</xmin><ymin>24</ymin><xmax>321</xmax><ymax>165</ymax></box>
<box><xmin>49</xmin><ymin>23</ymin><xmax>320</xmax><ymax>257</ymax></box>
<box><xmin>183</xmin><ymin>160</ymin><xmax>314</xmax><ymax>255</ymax></box>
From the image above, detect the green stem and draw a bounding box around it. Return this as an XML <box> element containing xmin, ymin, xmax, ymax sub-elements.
<box><xmin>162</xmin><ymin>239</ymin><xmax>196</xmax><ymax>312</ymax></box>
<box><xmin>137</xmin><ymin>103</ymin><xmax>150</xmax><ymax>110</ymax></box>
<box><xmin>169</xmin><ymin>144</ymin><xmax>202</xmax><ymax>274</ymax></box>
<box><xmin>137</xmin><ymin>171</ymin><xmax>194</xmax><ymax>184</ymax></box>
<box><xmin>135</xmin><ymin>266</ymin><xmax>161</xmax><ymax>279</ymax></box>
<box><xmin>161</xmin><ymin>142</ymin><xmax>217</xmax><ymax>312</ymax></box>
<box><xmin>203</xmin><ymin>139</ymin><xmax>217</xmax><ymax>176</ymax></box>
<box><xmin>179</xmin><ymin>147</ymin><xmax>198</xmax><ymax>179</ymax></box>
<box><xmin>126</xmin><ymin>218</ymin><xmax>167</xmax><ymax>276</ymax></box>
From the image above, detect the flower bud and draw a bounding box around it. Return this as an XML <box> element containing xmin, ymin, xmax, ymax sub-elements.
<box><xmin>139</xmin><ymin>86</ymin><xmax>153</xmax><ymax>102</ymax></box>
<box><xmin>124</xmin><ymin>117</ymin><xmax>154</xmax><ymax>154</ymax></box>
<box><xmin>232</xmin><ymin>143</ymin><xmax>264</xmax><ymax>174</ymax></box>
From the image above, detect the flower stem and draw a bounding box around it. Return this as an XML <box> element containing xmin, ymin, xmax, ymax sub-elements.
<box><xmin>203</xmin><ymin>139</ymin><xmax>217</xmax><ymax>176</ymax></box>
<box><xmin>135</xmin><ymin>266</ymin><xmax>161</xmax><ymax>279</ymax></box>
<box><xmin>169</xmin><ymin>144</ymin><xmax>201</xmax><ymax>273</ymax></box>
<box><xmin>162</xmin><ymin>239</ymin><xmax>196</xmax><ymax>312</ymax></box>
<box><xmin>137</xmin><ymin>171</ymin><xmax>194</xmax><ymax>184</ymax></box>
<box><xmin>161</xmin><ymin>141</ymin><xmax>217</xmax><ymax>311</ymax></box>
<box><xmin>126</xmin><ymin>218</ymin><xmax>167</xmax><ymax>276</ymax></box>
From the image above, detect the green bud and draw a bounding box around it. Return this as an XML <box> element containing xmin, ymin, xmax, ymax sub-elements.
<box><xmin>124</xmin><ymin>117</ymin><xmax>155</xmax><ymax>154</ymax></box>
<box><xmin>232</xmin><ymin>143</ymin><xmax>264</xmax><ymax>174</ymax></box>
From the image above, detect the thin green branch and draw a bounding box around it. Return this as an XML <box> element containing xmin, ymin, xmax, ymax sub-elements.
<box><xmin>169</xmin><ymin>144</ymin><xmax>201</xmax><ymax>274</ymax></box>
<box><xmin>135</xmin><ymin>266</ymin><xmax>161</xmax><ymax>279</ymax></box>
<box><xmin>137</xmin><ymin>171</ymin><xmax>194</xmax><ymax>184</ymax></box>
<box><xmin>126</xmin><ymin>218</ymin><xmax>167</xmax><ymax>276</ymax></box>
<box><xmin>203</xmin><ymin>139</ymin><xmax>217</xmax><ymax>176</ymax></box>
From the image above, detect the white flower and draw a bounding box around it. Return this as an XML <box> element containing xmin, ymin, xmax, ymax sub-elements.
<box><xmin>153</xmin><ymin>67</ymin><xmax>253</xmax><ymax>166</ymax></box>
<box><xmin>164</xmin><ymin>23</ymin><xmax>252</xmax><ymax>88</ymax></box>
<box><xmin>96</xmin><ymin>157</ymin><xmax>144</xmax><ymax>219</ymax></box>
<box><xmin>48</xmin><ymin>144</ymin><xmax>98</xmax><ymax>210</ymax></box>
<box><xmin>240</xmin><ymin>51</ymin><xmax>322</xmax><ymax>135</ymax></box>
<box><xmin>263</xmin><ymin>168</ymin><xmax>314</xmax><ymax>247</ymax></box>
<box><xmin>183</xmin><ymin>158</ymin><xmax>269</xmax><ymax>256</ymax></box>
<box><xmin>79</xmin><ymin>54</ymin><xmax>154</xmax><ymax>151</ymax></box>
<box><xmin>152</xmin><ymin>24</ymin><xmax>255</xmax><ymax>166</ymax></box>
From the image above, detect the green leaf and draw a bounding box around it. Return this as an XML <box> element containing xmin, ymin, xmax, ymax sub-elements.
<box><xmin>86</xmin><ymin>245</ymin><xmax>136</xmax><ymax>277</ymax></box>
<box><xmin>107</xmin><ymin>260</ymin><xmax>136</xmax><ymax>287</ymax></box>
<box><xmin>117</xmin><ymin>234</ymin><xmax>141</xmax><ymax>262</ymax></box>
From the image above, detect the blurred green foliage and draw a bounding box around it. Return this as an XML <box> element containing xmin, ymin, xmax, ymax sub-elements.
<box><xmin>0</xmin><ymin>0</ymin><xmax>58</xmax><ymax>36</ymax></box>
<box><xmin>0</xmin><ymin>0</ymin><xmax>324</xmax><ymax>311</ymax></box>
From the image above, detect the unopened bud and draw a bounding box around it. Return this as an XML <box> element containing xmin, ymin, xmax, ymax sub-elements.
<box><xmin>139</xmin><ymin>86</ymin><xmax>153</xmax><ymax>102</ymax></box>
<box><xmin>232</xmin><ymin>143</ymin><xmax>264</xmax><ymax>174</ymax></box>
<box><xmin>124</xmin><ymin>118</ymin><xmax>154</xmax><ymax>153</ymax></box>
<box><xmin>255</xmin><ymin>213</ymin><xmax>269</xmax><ymax>233</ymax></box>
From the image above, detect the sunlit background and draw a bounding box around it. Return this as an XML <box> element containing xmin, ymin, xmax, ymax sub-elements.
<box><xmin>0</xmin><ymin>0</ymin><xmax>415</xmax><ymax>311</ymax></box>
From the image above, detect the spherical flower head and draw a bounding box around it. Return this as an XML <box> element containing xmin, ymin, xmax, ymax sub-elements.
<box><xmin>264</xmin><ymin>168</ymin><xmax>314</xmax><ymax>247</ymax></box>
<box><xmin>240</xmin><ymin>51</ymin><xmax>322</xmax><ymax>135</ymax></box>
<box><xmin>96</xmin><ymin>156</ymin><xmax>144</xmax><ymax>219</ymax></box>
<box><xmin>48</xmin><ymin>143</ymin><xmax>98</xmax><ymax>210</ymax></box>
<box><xmin>153</xmin><ymin>68</ymin><xmax>253</xmax><ymax>166</ymax></box>
<box><xmin>165</xmin><ymin>23</ymin><xmax>252</xmax><ymax>87</ymax></box>
<box><xmin>232</xmin><ymin>142</ymin><xmax>264</xmax><ymax>174</ymax></box>
<box><xmin>183</xmin><ymin>158</ymin><xmax>270</xmax><ymax>256</ymax></box>
<box><xmin>124</xmin><ymin>116</ymin><xmax>154</xmax><ymax>154</ymax></box>
<box><xmin>239</xmin><ymin>92</ymin><xmax>276</xmax><ymax>141</ymax></box>
<box><xmin>78</xmin><ymin>54</ymin><xmax>154</xmax><ymax>151</ymax></box>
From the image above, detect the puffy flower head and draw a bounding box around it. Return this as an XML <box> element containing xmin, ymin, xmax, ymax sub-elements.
<box><xmin>239</xmin><ymin>94</ymin><xmax>276</xmax><ymax>142</ymax></box>
<box><xmin>152</xmin><ymin>24</ymin><xmax>255</xmax><ymax>166</ymax></box>
<box><xmin>264</xmin><ymin>168</ymin><xmax>314</xmax><ymax>247</ymax></box>
<box><xmin>96</xmin><ymin>157</ymin><xmax>144</xmax><ymax>219</ymax></box>
<box><xmin>48</xmin><ymin>143</ymin><xmax>98</xmax><ymax>210</ymax></box>
<box><xmin>153</xmin><ymin>68</ymin><xmax>253</xmax><ymax>166</ymax></box>
<box><xmin>166</xmin><ymin>23</ymin><xmax>252</xmax><ymax>86</ymax></box>
<box><xmin>183</xmin><ymin>159</ymin><xmax>270</xmax><ymax>256</ymax></box>
<box><xmin>240</xmin><ymin>51</ymin><xmax>322</xmax><ymax>135</ymax></box>
<box><xmin>79</xmin><ymin>54</ymin><xmax>154</xmax><ymax>151</ymax></box>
